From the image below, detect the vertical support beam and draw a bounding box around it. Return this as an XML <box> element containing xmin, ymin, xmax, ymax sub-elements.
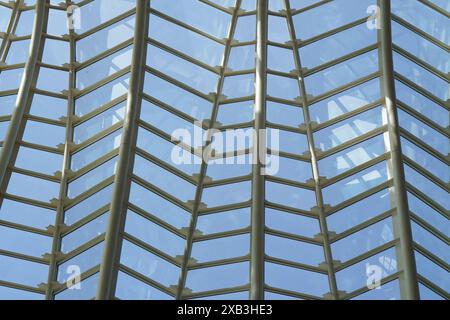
<box><xmin>284</xmin><ymin>0</ymin><xmax>339</xmax><ymax>299</ymax></box>
<box><xmin>250</xmin><ymin>0</ymin><xmax>267</xmax><ymax>301</ymax></box>
<box><xmin>175</xmin><ymin>0</ymin><xmax>242</xmax><ymax>300</ymax></box>
<box><xmin>96</xmin><ymin>0</ymin><xmax>150</xmax><ymax>300</ymax></box>
<box><xmin>45</xmin><ymin>0</ymin><xmax>76</xmax><ymax>300</ymax></box>
<box><xmin>0</xmin><ymin>0</ymin><xmax>21</xmax><ymax>62</ymax></box>
<box><xmin>379</xmin><ymin>0</ymin><xmax>419</xmax><ymax>300</ymax></box>
<box><xmin>0</xmin><ymin>0</ymin><xmax>48</xmax><ymax>195</ymax></box>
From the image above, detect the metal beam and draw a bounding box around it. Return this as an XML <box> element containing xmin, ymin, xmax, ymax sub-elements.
<box><xmin>175</xmin><ymin>0</ymin><xmax>242</xmax><ymax>300</ymax></box>
<box><xmin>250</xmin><ymin>0</ymin><xmax>268</xmax><ymax>300</ymax></box>
<box><xmin>0</xmin><ymin>0</ymin><xmax>20</xmax><ymax>62</ymax></box>
<box><xmin>0</xmin><ymin>0</ymin><xmax>48</xmax><ymax>197</ymax></box>
<box><xmin>96</xmin><ymin>0</ymin><xmax>150</xmax><ymax>300</ymax></box>
<box><xmin>45</xmin><ymin>0</ymin><xmax>77</xmax><ymax>300</ymax></box>
<box><xmin>284</xmin><ymin>0</ymin><xmax>339</xmax><ymax>299</ymax></box>
<box><xmin>379</xmin><ymin>0</ymin><xmax>419</xmax><ymax>300</ymax></box>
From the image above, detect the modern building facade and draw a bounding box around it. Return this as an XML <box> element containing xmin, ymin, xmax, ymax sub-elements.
<box><xmin>0</xmin><ymin>0</ymin><xmax>448</xmax><ymax>300</ymax></box>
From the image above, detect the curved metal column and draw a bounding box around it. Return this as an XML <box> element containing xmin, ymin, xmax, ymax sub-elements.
<box><xmin>0</xmin><ymin>0</ymin><xmax>48</xmax><ymax>195</ymax></box>
<box><xmin>0</xmin><ymin>0</ymin><xmax>21</xmax><ymax>62</ymax></box>
<box><xmin>175</xmin><ymin>0</ymin><xmax>242</xmax><ymax>300</ymax></box>
<box><xmin>283</xmin><ymin>0</ymin><xmax>339</xmax><ymax>300</ymax></box>
<box><xmin>45</xmin><ymin>0</ymin><xmax>77</xmax><ymax>300</ymax></box>
<box><xmin>379</xmin><ymin>0</ymin><xmax>419</xmax><ymax>300</ymax></box>
<box><xmin>96</xmin><ymin>0</ymin><xmax>150</xmax><ymax>300</ymax></box>
<box><xmin>250</xmin><ymin>0</ymin><xmax>268</xmax><ymax>300</ymax></box>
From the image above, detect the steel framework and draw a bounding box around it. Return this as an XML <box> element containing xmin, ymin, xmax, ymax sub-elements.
<box><xmin>0</xmin><ymin>0</ymin><xmax>448</xmax><ymax>300</ymax></box>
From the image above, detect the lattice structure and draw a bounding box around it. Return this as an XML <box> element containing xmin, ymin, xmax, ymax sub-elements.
<box><xmin>0</xmin><ymin>0</ymin><xmax>448</xmax><ymax>300</ymax></box>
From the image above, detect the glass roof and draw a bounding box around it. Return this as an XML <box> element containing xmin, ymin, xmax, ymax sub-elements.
<box><xmin>0</xmin><ymin>0</ymin><xmax>448</xmax><ymax>301</ymax></box>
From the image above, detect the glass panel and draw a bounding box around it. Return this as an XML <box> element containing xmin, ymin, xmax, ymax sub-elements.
<box><xmin>64</xmin><ymin>184</ymin><xmax>113</xmax><ymax>225</ymax></box>
<box><xmin>266</xmin><ymin>234</ymin><xmax>324</xmax><ymax>266</ymax></box>
<box><xmin>147</xmin><ymin>44</ymin><xmax>219</xmax><ymax>94</ymax></box>
<box><xmin>22</xmin><ymin>120</ymin><xmax>65</xmax><ymax>148</ymax></box>
<box><xmin>415</xmin><ymin>251</ymin><xmax>450</xmax><ymax>293</ymax></box>
<box><xmin>0</xmin><ymin>199</ymin><xmax>55</xmax><ymax>230</ymax></box>
<box><xmin>391</xmin><ymin>0</ymin><xmax>450</xmax><ymax>45</ymax></box>
<box><xmin>407</xmin><ymin>192</ymin><xmax>449</xmax><ymax>237</ymax></box>
<box><xmin>265</xmin><ymin>208</ymin><xmax>320</xmax><ymax>238</ymax></box>
<box><xmin>186</xmin><ymin>262</ymin><xmax>249</xmax><ymax>293</ymax></box>
<box><xmin>7</xmin><ymin>172</ymin><xmax>59</xmax><ymax>203</ymax></box>
<box><xmin>75</xmin><ymin>74</ymin><xmax>130</xmax><ymax>117</ymax></box>
<box><xmin>201</xmin><ymin>181</ymin><xmax>251</xmax><ymax>208</ymax></box>
<box><xmin>42</xmin><ymin>38</ymin><xmax>69</xmax><ymax>66</ymax></box>
<box><xmin>36</xmin><ymin>67</ymin><xmax>68</xmax><ymax>93</ymax></box>
<box><xmin>71</xmin><ymin>129</ymin><xmax>122</xmax><ymax>171</ymax></box>
<box><xmin>266</xmin><ymin>181</ymin><xmax>316</xmax><ymax>211</ymax></box>
<box><xmin>411</xmin><ymin>222</ymin><xmax>449</xmax><ymax>264</ymax></box>
<box><xmin>0</xmin><ymin>286</ymin><xmax>43</xmax><ymax>300</ymax></box>
<box><xmin>148</xmin><ymin>14</ymin><xmax>224</xmax><ymax>67</ymax></box>
<box><xmin>398</xmin><ymin>109</ymin><xmax>448</xmax><ymax>156</ymax></box>
<box><xmin>151</xmin><ymin>0</ymin><xmax>231</xmax><ymax>39</ymax></box>
<box><xmin>77</xmin><ymin>15</ymin><xmax>135</xmax><ymax>63</ymax></box>
<box><xmin>133</xmin><ymin>155</ymin><xmax>196</xmax><ymax>202</ymax></box>
<box><xmin>196</xmin><ymin>208</ymin><xmax>250</xmax><ymax>235</ymax></box>
<box><xmin>300</xmin><ymin>22</ymin><xmax>377</xmax><ymax>69</ymax></box>
<box><xmin>267</xmin><ymin>101</ymin><xmax>304</xmax><ymax>128</ymax></box>
<box><xmin>404</xmin><ymin>165</ymin><xmax>449</xmax><ymax>210</ymax></box>
<box><xmin>29</xmin><ymin>94</ymin><xmax>67</xmax><ymax>121</ymax></box>
<box><xmin>267</xmin><ymin>74</ymin><xmax>300</xmax><ymax>100</ymax></box>
<box><xmin>331</xmin><ymin>218</ymin><xmax>394</xmax><ymax>262</ymax></box>
<box><xmin>0</xmin><ymin>225</ymin><xmax>52</xmax><ymax>257</ymax></box>
<box><xmin>15</xmin><ymin>146</ymin><xmax>63</xmax><ymax>176</ymax></box>
<box><xmin>419</xmin><ymin>283</ymin><xmax>445</xmax><ymax>300</ymax></box>
<box><xmin>222</xmin><ymin>74</ymin><xmax>255</xmax><ymax>98</ymax></box>
<box><xmin>234</xmin><ymin>15</ymin><xmax>256</xmax><ymax>41</ymax></box>
<box><xmin>352</xmin><ymin>279</ymin><xmax>400</xmax><ymax>300</ymax></box>
<box><xmin>392</xmin><ymin>20</ymin><xmax>450</xmax><ymax>73</ymax></box>
<box><xmin>68</xmin><ymin>158</ymin><xmax>117</xmax><ymax>199</ymax></box>
<box><xmin>322</xmin><ymin>161</ymin><xmax>389</xmax><ymax>207</ymax></box>
<box><xmin>191</xmin><ymin>234</ymin><xmax>250</xmax><ymax>263</ymax></box>
<box><xmin>57</xmin><ymin>242</ymin><xmax>104</xmax><ymax>283</ymax></box>
<box><xmin>77</xmin><ymin>46</ymin><xmax>133</xmax><ymax>90</ymax></box>
<box><xmin>73</xmin><ymin>103</ymin><xmax>126</xmax><ymax>144</ymax></box>
<box><xmin>6</xmin><ymin>39</ymin><xmax>31</xmax><ymax>64</ymax></box>
<box><xmin>228</xmin><ymin>45</ymin><xmax>255</xmax><ymax>71</ymax></box>
<box><xmin>115</xmin><ymin>271</ymin><xmax>172</xmax><ymax>300</ymax></box>
<box><xmin>55</xmin><ymin>273</ymin><xmax>99</xmax><ymax>300</ymax></box>
<box><xmin>124</xmin><ymin>210</ymin><xmax>185</xmax><ymax>257</ymax></box>
<box><xmin>76</xmin><ymin>0</ymin><xmax>136</xmax><ymax>34</ymax></box>
<box><xmin>336</xmin><ymin>247</ymin><xmax>397</xmax><ymax>293</ymax></box>
<box><xmin>395</xmin><ymin>80</ymin><xmax>448</xmax><ymax>128</ymax></box>
<box><xmin>393</xmin><ymin>52</ymin><xmax>449</xmax><ymax>101</ymax></box>
<box><xmin>293</xmin><ymin>0</ymin><xmax>376</xmax><ymax>40</ymax></box>
<box><xmin>129</xmin><ymin>182</ymin><xmax>191</xmax><ymax>229</ymax></box>
<box><xmin>314</xmin><ymin>106</ymin><xmax>383</xmax><ymax>152</ymax></box>
<box><xmin>319</xmin><ymin>134</ymin><xmax>386</xmax><ymax>179</ymax></box>
<box><xmin>143</xmin><ymin>72</ymin><xmax>212</xmax><ymax>120</ymax></box>
<box><xmin>305</xmin><ymin>50</ymin><xmax>379</xmax><ymax>97</ymax></box>
<box><xmin>327</xmin><ymin>189</ymin><xmax>393</xmax><ymax>234</ymax></box>
<box><xmin>265</xmin><ymin>262</ymin><xmax>329</xmax><ymax>297</ymax></box>
<box><xmin>120</xmin><ymin>239</ymin><xmax>179</xmax><ymax>288</ymax></box>
<box><xmin>309</xmin><ymin>78</ymin><xmax>380</xmax><ymax>124</ymax></box>
<box><xmin>0</xmin><ymin>255</ymin><xmax>48</xmax><ymax>287</ymax></box>
<box><xmin>61</xmin><ymin>212</ymin><xmax>110</xmax><ymax>254</ymax></box>
<box><xmin>401</xmin><ymin>137</ymin><xmax>448</xmax><ymax>181</ymax></box>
